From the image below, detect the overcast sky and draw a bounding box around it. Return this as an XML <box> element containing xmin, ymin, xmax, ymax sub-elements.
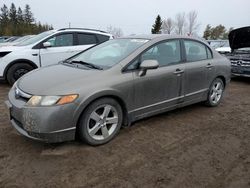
<box><xmin>2</xmin><ymin>0</ymin><xmax>250</xmax><ymax>36</ymax></box>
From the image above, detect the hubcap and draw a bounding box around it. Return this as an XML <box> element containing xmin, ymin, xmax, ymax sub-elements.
<box><xmin>14</xmin><ymin>69</ymin><xmax>29</xmax><ymax>80</ymax></box>
<box><xmin>87</xmin><ymin>104</ymin><xmax>118</xmax><ymax>140</ymax></box>
<box><xmin>210</xmin><ymin>81</ymin><xmax>223</xmax><ymax>104</ymax></box>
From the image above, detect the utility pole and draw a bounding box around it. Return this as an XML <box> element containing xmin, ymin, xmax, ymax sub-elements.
<box><xmin>69</xmin><ymin>22</ymin><xmax>71</xmax><ymax>28</ymax></box>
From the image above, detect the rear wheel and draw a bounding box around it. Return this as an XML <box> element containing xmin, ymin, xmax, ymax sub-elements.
<box><xmin>6</xmin><ymin>63</ymin><xmax>34</xmax><ymax>85</ymax></box>
<box><xmin>205</xmin><ymin>78</ymin><xmax>224</xmax><ymax>107</ymax></box>
<box><xmin>78</xmin><ymin>98</ymin><xmax>123</xmax><ymax>145</ymax></box>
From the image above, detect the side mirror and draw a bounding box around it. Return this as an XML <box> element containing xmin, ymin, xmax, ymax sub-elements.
<box><xmin>43</xmin><ymin>41</ymin><xmax>52</xmax><ymax>48</ymax></box>
<box><xmin>139</xmin><ymin>60</ymin><xmax>159</xmax><ymax>76</ymax></box>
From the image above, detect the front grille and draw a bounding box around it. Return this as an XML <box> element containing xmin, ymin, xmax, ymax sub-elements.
<box><xmin>231</xmin><ymin>60</ymin><xmax>250</xmax><ymax>67</ymax></box>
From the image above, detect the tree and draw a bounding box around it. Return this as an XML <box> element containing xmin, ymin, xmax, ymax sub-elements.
<box><xmin>0</xmin><ymin>3</ymin><xmax>53</xmax><ymax>35</ymax></box>
<box><xmin>151</xmin><ymin>15</ymin><xmax>162</xmax><ymax>34</ymax></box>
<box><xmin>175</xmin><ymin>12</ymin><xmax>186</xmax><ymax>35</ymax></box>
<box><xmin>210</xmin><ymin>24</ymin><xmax>226</xmax><ymax>39</ymax></box>
<box><xmin>24</xmin><ymin>4</ymin><xmax>34</xmax><ymax>25</ymax></box>
<box><xmin>203</xmin><ymin>24</ymin><xmax>212</xmax><ymax>39</ymax></box>
<box><xmin>162</xmin><ymin>18</ymin><xmax>174</xmax><ymax>34</ymax></box>
<box><xmin>186</xmin><ymin>10</ymin><xmax>200</xmax><ymax>35</ymax></box>
<box><xmin>0</xmin><ymin>4</ymin><xmax>9</xmax><ymax>34</ymax></box>
<box><xmin>106</xmin><ymin>25</ymin><xmax>123</xmax><ymax>38</ymax></box>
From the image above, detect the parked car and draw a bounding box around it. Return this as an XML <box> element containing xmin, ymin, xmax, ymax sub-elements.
<box><xmin>226</xmin><ymin>26</ymin><xmax>250</xmax><ymax>77</ymax></box>
<box><xmin>6</xmin><ymin>35</ymin><xmax>231</xmax><ymax>145</ymax></box>
<box><xmin>0</xmin><ymin>28</ymin><xmax>113</xmax><ymax>84</ymax></box>
<box><xmin>0</xmin><ymin>35</ymin><xmax>35</xmax><ymax>47</ymax></box>
<box><xmin>207</xmin><ymin>40</ymin><xmax>231</xmax><ymax>54</ymax></box>
<box><xmin>0</xmin><ymin>36</ymin><xmax>10</xmax><ymax>43</ymax></box>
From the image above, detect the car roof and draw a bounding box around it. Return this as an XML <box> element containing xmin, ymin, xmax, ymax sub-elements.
<box><xmin>56</xmin><ymin>28</ymin><xmax>112</xmax><ymax>36</ymax></box>
<box><xmin>121</xmin><ymin>34</ymin><xmax>206</xmax><ymax>43</ymax></box>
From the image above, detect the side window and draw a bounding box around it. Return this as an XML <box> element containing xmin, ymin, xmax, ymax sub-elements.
<box><xmin>77</xmin><ymin>33</ymin><xmax>97</xmax><ymax>45</ymax></box>
<box><xmin>141</xmin><ymin>40</ymin><xmax>181</xmax><ymax>67</ymax></box>
<box><xmin>184</xmin><ymin>40</ymin><xmax>208</xmax><ymax>61</ymax></box>
<box><xmin>47</xmin><ymin>34</ymin><xmax>73</xmax><ymax>47</ymax></box>
<box><xmin>96</xmin><ymin>34</ymin><xmax>110</xmax><ymax>43</ymax></box>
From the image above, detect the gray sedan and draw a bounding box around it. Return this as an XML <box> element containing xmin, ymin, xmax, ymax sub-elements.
<box><xmin>6</xmin><ymin>35</ymin><xmax>231</xmax><ymax>145</ymax></box>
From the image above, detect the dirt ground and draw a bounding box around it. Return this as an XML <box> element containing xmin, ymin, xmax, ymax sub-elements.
<box><xmin>0</xmin><ymin>78</ymin><xmax>250</xmax><ymax>188</ymax></box>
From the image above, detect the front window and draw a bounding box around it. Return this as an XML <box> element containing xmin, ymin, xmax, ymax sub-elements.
<box><xmin>46</xmin><ymin>33</ymin><xmax>74</xmax><ymax>47</ymax></box>
<box><xmin>16</xmin><ymin>30</ymin><xmax>55</xmax><ymax>46</ymax></box>
<box><xmin>68</xmin><ymin>38</ymin><xmax>149</xmax><ymax>69</ymax></box>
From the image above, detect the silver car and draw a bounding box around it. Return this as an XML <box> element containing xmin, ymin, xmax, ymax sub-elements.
<box><xmin>6</xmin><ymin>35</ymin><xmax>231</xmax><ymax>145</ymax></box>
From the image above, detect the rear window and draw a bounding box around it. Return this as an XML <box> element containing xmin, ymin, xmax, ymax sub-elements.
<box><xmin>77</xmin><ymin>33</ymin><xmax>97</xmax><ymax>45</ymax></box>
<box><xmin>184</xmin><ymin>40</ymin><xmax>208</xmax><ymax>62</ymax></box>
<box><xmin>97</xmin><ymin>34</ymin><xmax>110</xmax><ymax>43</ymax></box>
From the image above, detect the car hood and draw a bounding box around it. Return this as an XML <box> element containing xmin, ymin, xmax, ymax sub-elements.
<box><xmin>17</xmin><ymin>64</ymin><xmax>104</xmax><ymax>95</ymax></box>
<box><xmin>229</xmin><ymin>26</ymin><xmax>250</xmax><ymax>50</ymax></box>
<box><xmin>0</xmin><ymin>45</ymin><xmax>27</xmax><ymax>52</ymax></box>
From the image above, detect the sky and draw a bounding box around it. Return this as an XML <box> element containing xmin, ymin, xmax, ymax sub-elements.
<box><xmin>2</xmin><ymin>0</ymin><xmax>250</xmax><ymax>36</ymax></box>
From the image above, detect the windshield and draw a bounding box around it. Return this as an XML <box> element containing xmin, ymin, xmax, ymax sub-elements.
<box><xmin>16</xmin><ymin>30</ymin><xmax>55</xmax><ymax>46</ymax></box>
<box><xmin>69</xmin><ymin>38</ymin><xmax>149</xmax><ymax>69</ymax></box>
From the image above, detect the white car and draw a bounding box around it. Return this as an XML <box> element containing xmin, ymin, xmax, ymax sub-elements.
<box><xmin>215</xmin><ymin>47</ymin><xmax>231</xmax><ymax>54</ymax></box>
<box><xmin>0</xmin><ymin>28</ymin><xmax>113</xmax><ymax>84</ymax></box>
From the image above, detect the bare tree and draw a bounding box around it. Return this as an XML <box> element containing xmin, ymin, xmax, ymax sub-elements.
<box><xmin>174</xmin><ymin>12</ymin><xmax>186</xmax><ymax>35</ymax></box>
<box><xmin>162</xmin><ymin>18</ymin><xmax>174</xmax><ymax>34</ymax></box>
<box><xmin>106</xmin><ymin>25</ymin><xmax>123</xmax><ymax>38</ymax></box>
<box><xmin>186</xmin><ymin>10</ymin><xmax>200</xmax><ymax>35</ymax></box>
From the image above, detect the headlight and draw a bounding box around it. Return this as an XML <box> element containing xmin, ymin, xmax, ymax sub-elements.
<box><xmin>26</xmin><ymin>94</ymin><xmax>78</xmax><ymax>106</ymax></box>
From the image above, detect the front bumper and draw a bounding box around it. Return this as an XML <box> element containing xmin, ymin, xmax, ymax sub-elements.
<box><xmin>6</xmin><ymin>88</ymin><xmax>77</xmax><ymax>143</ymax></box>
<box><xmin>231</xmin><ymin>63</ymin><xmax>250</xmax><ymax>77</ymax></box>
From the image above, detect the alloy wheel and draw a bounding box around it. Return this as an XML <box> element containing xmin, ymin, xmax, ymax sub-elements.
<box><xmin>87</xmin><ymin>104</ymin><xmax>119</xmax><ymax>141</ymax></box>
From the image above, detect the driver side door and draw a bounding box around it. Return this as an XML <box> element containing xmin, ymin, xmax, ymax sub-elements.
<box><xmin>130</xmin><ymin>39</ymin><xmax>185</xmax><ymax>119</ymax></box>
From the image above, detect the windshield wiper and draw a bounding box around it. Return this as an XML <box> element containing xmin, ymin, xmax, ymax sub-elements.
<box><xmin>69</xmin><ymin>60</ymin><xmax>103</xmax><ymax>70</ymax></box>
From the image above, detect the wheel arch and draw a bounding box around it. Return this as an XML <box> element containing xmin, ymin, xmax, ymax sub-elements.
<box><xmin>74</xmin><ymin>93</ymin><xmax>130</xmax><ymax>137</ymax></box>
<box><xmin>216</xmin><ymin>75</ymin><xmax>226</xmax><ymax>87</ymax></box>
<box><xmin>4</xmin><ymin>59</ymin><xmax>38</xmax><ymax>79</ymax></box>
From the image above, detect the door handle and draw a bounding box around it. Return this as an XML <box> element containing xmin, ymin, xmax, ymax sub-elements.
<box><xmin>206</xmin><ymin>63</ymin><xmax>213</xmax><ymax>68</ymax></box>
<box><xmin>173</xmin><ymin>69</ymin><xmax>184</xmax><ymax>75</ymax></box>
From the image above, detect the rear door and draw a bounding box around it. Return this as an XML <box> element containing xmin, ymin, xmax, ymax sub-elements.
<box><xmin>182</xmin><ymin>39</ymin><xmax>215</xmax><ymax>102</ymax></box>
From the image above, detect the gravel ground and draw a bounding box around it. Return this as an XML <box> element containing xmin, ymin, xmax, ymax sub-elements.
<box><xmin>0</xmin><ymin>78</ymin><xmax>250</xmax><ymax>188</ymax></box>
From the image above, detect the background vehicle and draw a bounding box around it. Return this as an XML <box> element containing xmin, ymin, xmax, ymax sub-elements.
<box><xmin>0</xmin><ymin>36</ymin><xmax>10</xmax><ymax>43</ymax></box>
<box><xmin>226</xmin><ymin>26</ymin><xmax>250</xmax><ymax>77</ymax></box>
<box><xmin>0</xmin><ymin>28</ymin><xmax>113</xmax><ymax>84</ymax></box>
<box><xmin>6</xmin><ymin>35</ymin><xmax>231</xmax><ymax>145</ymax></box>
<box><xmin>0</xmin><ymin>35</ymin><xmax>35</xmax><ymax>47</ymax></box>
<box><xmin>207</xmin><ymin>40</ymin><xmax>231</xmax><ymax>54</ymax></box>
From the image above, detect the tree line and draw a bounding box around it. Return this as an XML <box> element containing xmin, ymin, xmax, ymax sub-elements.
<box><xmin>0</xmin><ymin>3</ymin><xmax>53</xmax><ymax>36</ymax></box>
<box><xmin>152</xmin><ymin>11</ymin><xmax>201</xmax><ymax>36</ymax></box>
<box><xmin>203</xmin><ymin>24</ymin><xmax>233</xmax><ymax>40</ymax></box>
<box><xmin>151</xmin><ymin>12</ymin><xmax>233</xmax><ymax>40</ymax></box>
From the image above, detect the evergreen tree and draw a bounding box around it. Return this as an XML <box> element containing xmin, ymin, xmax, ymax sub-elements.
<box><xmin>0</xmin><ymin>4</ymin><xmax>9</xmax><ymax>35</ymax></box>
<box><xmin>24</xmin><ymin>4</ymin><xmax>34</xmax><ymax>24</ymax></box>
<box><xmin>9</xmin><ymin>3</ymin><xmax>17</xmax><ymax>35</ymax></box>
<box><xmin>151</xmin><ymin>15</ymin><xmax>162</xmax><ymax>34</ymax></box>
<box><xmin>0</xmin><ymin>3</ymin><xmax>52</xmax><ymax>36</ymax></box>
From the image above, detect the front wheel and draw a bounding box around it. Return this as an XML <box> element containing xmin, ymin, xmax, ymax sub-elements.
<box><xmin>205</xmin><ymin>78</ymin><xmax>225</xmax><ymax>107</ymax></box>
<box><xmin>78</xmin><ymin>98</ymin><xmax>123</xmax><ymax>146</ymax></box>
<box><xmin>6</xmin><ymin>63</ymin><xmax>34</xmax><ymax>85</ymax></box>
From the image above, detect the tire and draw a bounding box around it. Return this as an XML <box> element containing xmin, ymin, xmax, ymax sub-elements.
<box><xmin>6</xmin><ymin>63</ymin><xmax>34</xmax><ymax>85</ymax></box>
<box><xmin>78</xmin><ymin>98</ymin><xmax>123</xmax><ymax>146</ymax></box>
<box><xmin>205</xmin><ymin>78</ymin><xmax>225</xmax><ymax>107</ymax></box>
